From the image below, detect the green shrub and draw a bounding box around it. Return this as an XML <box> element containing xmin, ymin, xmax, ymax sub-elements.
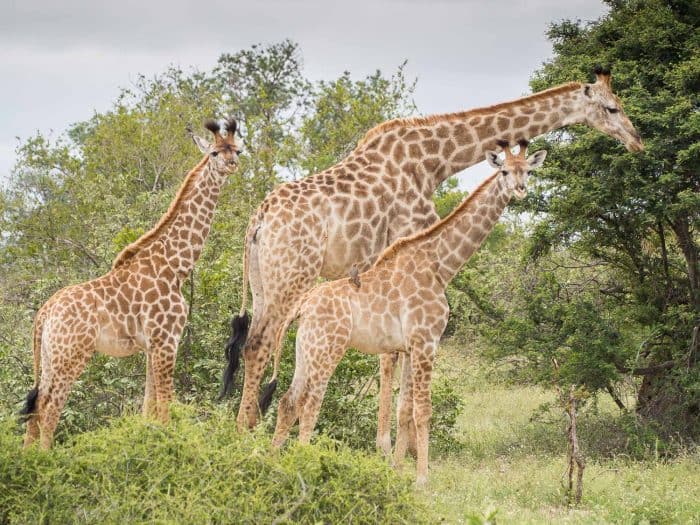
<box><xmin>0</xmin><ymin>405</ymin><xmax>427</xmax><ymax>524</ymax></box>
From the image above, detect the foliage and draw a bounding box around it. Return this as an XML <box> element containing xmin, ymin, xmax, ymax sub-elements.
<box><xmin>0</xmin><ymin>405</ymin><xmax>426</xmax><ymax>524</ymax></box>
<box><xmin>424</xmin><ymin>345</ymin><xmax>700</xmax><ymax>524</ymax></box>
<box><xmin>299</xmin><ymin>64</ymin><xmax>416</xmax><ymax>175</ymax></box>
<box><xmin>450</xmin><ymin>0</ymin><xmax>700</xmax><ymax>434</ymax></box>
<box><xmin>0</xmin><ymin>40</ymin><xmax>466</xmax><ymax>453</ymax></box>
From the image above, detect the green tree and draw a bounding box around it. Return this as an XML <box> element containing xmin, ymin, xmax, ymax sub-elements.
<box><xmin>523</xmin><ymin>0</ymin><xmax>699</xmax><ymax>431</ymax></box>
<box><xmin>299</xmin><ymin>64</ymin><xmax>416</xmax><ymax>174</ymax></box>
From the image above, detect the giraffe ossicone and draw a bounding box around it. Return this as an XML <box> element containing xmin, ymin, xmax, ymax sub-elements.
<box><xmin>263</xmin><ymin>141</ymin><xmax>547</xmax><ymax>485</ymax></box>
<box><xmin>20</xmin><ymin>118</ymin><xmax>241</xmax><ymax>449</ymax></box>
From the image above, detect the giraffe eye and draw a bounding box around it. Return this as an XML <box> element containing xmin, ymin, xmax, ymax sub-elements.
<box><xmin>210</xmin><ymin>151</ymin><xmax>219</xmax><ymax>157</ymax></box>
<box><xmin>501</xmin><ymin>170</ymin><xmax>509</xmax><ymax>176</ymax></box>
<box><xmin>605</xmin><ymin>107</ymin><xmax>619</xmax><ymax>114</ymax></box>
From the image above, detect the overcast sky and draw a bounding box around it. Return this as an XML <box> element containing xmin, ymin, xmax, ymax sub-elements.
<box><xmin>1</xmin><ymin>0</ymin><xmax>608</xmax><ymax>189</ymax></box>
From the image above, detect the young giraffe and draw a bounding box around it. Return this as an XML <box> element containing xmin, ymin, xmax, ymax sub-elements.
<box><xmin>224</xmin><ymin>68</ymin><xmax>643</xmax><ymax>435</ymax></box>
<box><xmin>19</xmin><ymin>118</ymin><xmax>241</xmax><ymax>449</ymax></box>
<box><xmin>265</xmin><ymin>141</ymin><xmax>546</xmax><ymax>485</ymax></box>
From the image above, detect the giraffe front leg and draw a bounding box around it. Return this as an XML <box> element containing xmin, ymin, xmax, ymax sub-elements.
<box><xmin>393</xmin><ymin>354</ymin><xmax>414</xmax><ymax>469</ymax></box>
<box><xmin>145</xmin><ymin>305</ymin><xmax>185</xmax><ymax>425</ymax></box>
<box><xmin>410</xmin><ymin>340</ymin><xmax>437</xmax><ymax>487</ymax></box>
<box><xmin>376</xmin><ymin>352</ymin><xmax>398</xmax><ymax>457</ymax></box>
<box><xmin>142</xmin><ymin>353</ymin><xmax>157</xmax><ymax>418</ymax></box>
<box><xmin>150</xmin><ymin>347</ymin><xmax>177</xmax><ymax>424</ymax></box>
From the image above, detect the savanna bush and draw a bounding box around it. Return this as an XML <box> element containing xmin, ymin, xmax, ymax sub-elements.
<box><xmin>0</xmin><ymin>405</ymin><xmax>427</xmax><ymax>524</ymax></box>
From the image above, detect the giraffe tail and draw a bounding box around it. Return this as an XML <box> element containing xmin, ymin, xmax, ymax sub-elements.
<box><xmin>218</xmin><ymin>215</ymin><xmax>259</xmax><ymax>401</ymax></box>
<box><xmin>258</xmin><ymin>299</ymin><xmax>302</xmax><ymax>414</ymax></box>
<box><xmin>19</xmin><ymin>308</ymin><xmax>45</xmax><ymax>421</ymax></box>
<box><xmin>218</xmin><ymin>311</ymin><xmax>250</xmax><ymax>400</ymax></box>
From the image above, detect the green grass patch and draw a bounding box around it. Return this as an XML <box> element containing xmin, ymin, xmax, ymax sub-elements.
<box><xmin>422</xmin><ymin>341</ymin><xmax>700</xmax><ymax>524</ymax></box>
<box><xmin>0</xmin><ymin>405</ymin><xmax>426</xmax><ymax>524</ymax></box>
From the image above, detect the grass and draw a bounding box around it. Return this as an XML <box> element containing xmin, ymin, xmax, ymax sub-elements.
<box><xmin>419</xmin><ymin>342</ymin><xmax>700</xmax><ymax>524</ymax></box>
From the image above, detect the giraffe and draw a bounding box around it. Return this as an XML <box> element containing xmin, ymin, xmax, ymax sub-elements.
<box><xmin>223</xmin><ymin>67</ymin><xmax>643</xmax><ymax>435</ymax></box>
<box><xmin>19</xmin><ymin>118</ymin><xmax>241</xmax><ymax>449</ymax></box>
<box><xmin>265</xmin><ymin>141</ymin><xmax>547</xmax><ymax>485</ymax></box>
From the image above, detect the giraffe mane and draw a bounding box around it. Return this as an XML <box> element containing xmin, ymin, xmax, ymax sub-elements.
<box><xmin>111</xmin><ymin>155</ymin><xmax>210</xmax><ymax>270</ymax></box>
<box><xmin>356</xmin><ymin>82</ymin><xmax>581</xmax><ymax>148</ymax></box>
<box><xmin>374</xmin><ymin>170</ymin><xmax>500</xmax><ymax>265</ymax></box>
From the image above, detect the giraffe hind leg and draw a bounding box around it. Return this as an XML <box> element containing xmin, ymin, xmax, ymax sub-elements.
<box><xmin>36</xmin><ymin>345</ymin><xmax>94</xmax><ymax>449</ymax></box>
<box><xmin>272</xmin><ymin>350</ymin><xmax>309</xmax><ymax>449</ymax></box>
<box><xmin>20</xmin><ymin>387</ymin><xmax>40</xmax><ymax>448</ymax></box>
<box><xmin>296</xmin><ymin>319</ymin><xmax>350</xmax><ymax>445</ymax></box>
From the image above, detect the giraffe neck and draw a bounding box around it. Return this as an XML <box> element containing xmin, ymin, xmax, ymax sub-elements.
<box><xmin>383</xmin><ymin>172</ymin><xmax>509</xmax><ymax>288</ymax></box>
<box><xmin>433</xmin><ymin>173</ymin><xmax>509</xmax><ymax>285</ymax></box>
<box><xmin>163</xmin><ymin>162</ymin><xmax>226</xmax><ymax>276</ymax></box>
<box><xmin>357</xmin><ymin>82</ymin><xmax>582</xmax><ymax>196</ymax></box>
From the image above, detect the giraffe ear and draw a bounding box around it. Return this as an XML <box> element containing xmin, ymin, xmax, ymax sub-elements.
<box><xmin>527</xmin><ymin>150</ymin><xmax>548</xmax><ymax>169</ymax></box>
<box><xmin>485</xmin><ymin>150</ymin><xmax>503</xmax><ymax>169</ymax></box>
<box><xmin>192</xmin><ymin>134</ymin><xmax>211</xmax><ymax>154</ymax></box>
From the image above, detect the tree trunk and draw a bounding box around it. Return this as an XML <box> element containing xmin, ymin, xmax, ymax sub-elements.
<box><xmin>636</xmin><ymin>217</ymin><xmax>700</xmax><ymax>434</ymax></box>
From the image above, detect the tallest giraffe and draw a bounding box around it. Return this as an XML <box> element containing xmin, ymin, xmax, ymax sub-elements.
<box><xmin>225</xmin><ymin>67</ymin><xmax>643</xmax><ymax>431</ymax></box>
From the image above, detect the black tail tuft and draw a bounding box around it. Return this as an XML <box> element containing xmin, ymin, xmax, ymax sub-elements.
<box><xmin>19</xmin><ymin>387</ymin><xmax>39</xmax><ymax>422</ymax></box>
<box><xmin>258</xmin><ymin>379</ymin><xmax>278</xmax><ymax>415</ymax></box>
<box><xmin>218</xmin><ymin>312</ymin><xmax>250</xmax><ymax>400</ymax></box>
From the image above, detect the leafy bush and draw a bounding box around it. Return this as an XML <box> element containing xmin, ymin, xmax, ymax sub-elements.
<box><xmin>0</xmin><ymin>405</ymin><xmax>427</xmax><ymax>524</ymax></box>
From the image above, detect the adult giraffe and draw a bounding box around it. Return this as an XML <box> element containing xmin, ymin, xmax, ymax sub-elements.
<box><xmin>20</xmin><ymin>119</ymin><xmax>241</xmax><ymax>449</ymax></box>
<box><xmin>223</xmin><ymin>67</ymin><xmax>643</xmax><ymax>436</ymax></box>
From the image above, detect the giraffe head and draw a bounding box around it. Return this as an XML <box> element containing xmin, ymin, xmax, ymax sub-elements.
<box><xmin>485</xmin><ymin>140</ymin><xmax>547</xmax><ymax>200</ymax></box>
<box><xmin>192</xmin><ymin>117</ymin><xmax>242</xmax><ymax>173</ymax></box>
<box><xmin>577</xmin><ymin>66</ymin><xmax>644</xmax><ymax>152</ymax></box>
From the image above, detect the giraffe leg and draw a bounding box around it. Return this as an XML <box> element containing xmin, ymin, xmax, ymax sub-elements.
<box><xmin>272</xmin><ymin>336</ymin><xmax>311</xmax><ymax>448</ymax></box>
<box><xmin>36</xmin><ymin>347</ymin><xmax>94</xmax><ymax>450</ymax></box>
<box><xmin>394</xmin><ymin>354</ymin><xmax>414</xmax><ymax>469</ymax></box>
<box><xmin>150</xmin><ymin>346</ymin><xmax>177</xmax><ymax>424</ymax></box>
<box><xmin>272</xmin><ymin>383</ymin><xmax>307</xmax><ymax>448</ymax></box>
<box><xmin>237</xmin><ymin>313</ymin><xmax>282</xmax><ymax>431</ymax></box>
<box><xmin>142</xmin><ymin>353</ymin><xmax>157</xmax><ymax>418</ymax></box>
<box><xmin>238</xmin><ymin>236</ymin><xmax>324</xmax><ymax>431</ymax></box>
<box><xmin>410</xmin><ymin>340</ymin><xmax>437</xmax><ymax>487</ymax></box>
<box><xmin>297</xmin><ymin>346</ymin><xmax>346</xmax><ymax>445</ymax></box>
<box><xmin>23</xmin><ymin>417</ymin><xmax>40</xmax><ymax>448</ymax></box>
<box><xmin>376</xmin><ymin>352</ymin><xmax>398</xmax><ymax>456</ymax></box>
<box><xmin>144</xmin><ymin>305</ymin><xmax>185</xmax><ymax>425</ymax></box>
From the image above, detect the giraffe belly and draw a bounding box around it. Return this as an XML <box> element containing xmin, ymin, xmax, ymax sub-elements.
<box><xmin>96</xmin><ymin>326</ymin><xmax>146</xmax><ymax>357</ymax></box>
<box><xmin>320</xmin><ymin>225</ymin><xmax>386</xmax><ymax>280</ymax></box>
<box><xmin>349</xmin><ymin>314</ymin><xmax>403</xmax><ymax>354</ymax></box>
